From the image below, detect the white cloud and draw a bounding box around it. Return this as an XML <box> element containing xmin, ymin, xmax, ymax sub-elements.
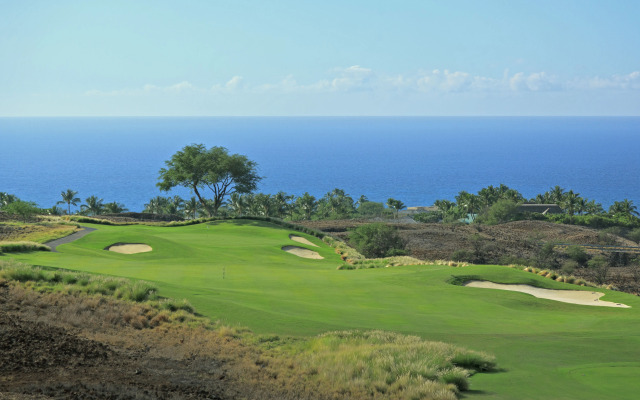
<box><xmin>85</xmin><ymin>69</ymin><xmax>640</xmax><ymax>98</ymax></box>
<box><xmin>582</xmin><ymin>71</ymin><xmax>640</xmax><ymax>90</ymax></box>
<box><xmin>509</xmin><ymin>72</ymin><xmax>559</xmax><ymax>91</ymax></box>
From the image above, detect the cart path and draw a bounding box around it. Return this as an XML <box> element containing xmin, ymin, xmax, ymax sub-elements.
<box><xmin>45</xmin><ymin>227</ymin><xmax>97</xmax><ymax>252</ymax></box>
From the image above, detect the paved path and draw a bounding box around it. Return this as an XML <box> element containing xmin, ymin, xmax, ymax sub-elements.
<box><xmin>45</xmin><ymin>227</ymin><xmax>97</xmax><ymax>252</ymax></box>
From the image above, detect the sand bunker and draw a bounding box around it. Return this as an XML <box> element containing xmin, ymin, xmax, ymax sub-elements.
<box><xmin>289</xmin><ymin>234</ymin><xmax>319</xmax><ymax>247</ymax></box>
<box><xmin>282</xmin><ymin>245</ymin><xmax>324</xmax><ymax>259</ymax></box>
<box><xmin>106</xmin><ymin>243</ymin><xmax>153</xmax><ymax>254</ymax></box>
<box><xmin>464</xmin><ymin>281</ymin><xmax>629</xmax><ymax>308</ymax></box>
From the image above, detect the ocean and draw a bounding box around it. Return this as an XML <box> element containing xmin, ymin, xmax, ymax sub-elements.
<box><xmin>0</xmin><ymin>117</ymin><xmax>638</xmax><ymax>212</ymax></box>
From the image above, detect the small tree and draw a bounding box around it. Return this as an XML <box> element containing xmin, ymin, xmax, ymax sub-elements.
<box><xmin>3</xmin><ymin>200</ymin><xmax>40</xmax><ymax>222</ymax></box>
<box><xmin>628</xmin><ymin>228</ymin><xmax>640</xmax><ymax>245</ymax></box>
<box><xmin>588</xmin><ymin>256</ymin><xmax>610</xmax><ymax>284</ymax></box>
<box><xmin>566</xmin><ymin>245</ymin><xmax>589</xmax><ymax>268</ymax></box>
<box><xmin>349</xmin><ymin>223</ymin><xmax>405</xmax><ymax>258</ymax></box>
<box><xmin>477</xmin><ymin>199</ymin><xmax>520</xmax><ymax>225</ymax></box>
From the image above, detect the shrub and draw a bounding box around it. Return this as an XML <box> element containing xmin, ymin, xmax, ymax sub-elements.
<box><xmin>561</xmin><ymin>260</ymin><xmax>578</xmax><ymax>275</ymax></box>
<box><xmin>476</xmin><ymin>199</ymin><xmax>521</xmax><ymax>225</ymax></box>
<box><xmin>451</xmin><ymin>250</ymin><xmax>473</xmax><ymax>262</ymax></box>
<box><xmin>348</xmin><ymin>223</ymin><xmax>405</xmax><ymax>258</ymax></box>
<box><xmin>566</xmin><ymin>245</ymin><xmax>589</xmax><ymax>267</ymax></box>
<box><xmin>413</xmin><ymin>212</ymin><xmax>443</xmax><ymax>223</ymax></box>
<box><xmin>439</xmin><ymin>369</ymin><xmax>469</xmax><ymax>391</ymax></box>
<box><xmin>0</xmin><ymin>241</ymin><xmax>50</xmax><ymax>253</ymax></box>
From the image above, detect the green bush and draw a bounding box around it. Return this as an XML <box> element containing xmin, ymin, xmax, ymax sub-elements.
<box><xmin>348</xmin><ymin>223</ymin><xmax>405</xmax><ymax>258</ymax></box>
<box><xmin>451</xmin><ymin>249</ymin><xmax>473</xmax><ymax>262</ymax></box>
<box><xmin>412</xmin><ymin>212</ymin><xmax>443</xmax><ymax>223</ymax></box>
<box><xmin>0</xmin><ymin>242</ymin><xmax>50</xmax><ymax>253</ymax></box>
<box><xmin>566</xmin><ymin>245</ymin><xmax>589</xmax><ymax>267</ymax></box>
<box><xmin>475</xmin><ymin>199</ymin><xmax>521</xmax><ymax>225</ymax></box>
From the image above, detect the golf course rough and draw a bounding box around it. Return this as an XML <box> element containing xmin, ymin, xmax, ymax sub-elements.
<box><xmin>7</xmin><ymin>219</ymin><xmax>640</xmax><ymax>400</ymax></box>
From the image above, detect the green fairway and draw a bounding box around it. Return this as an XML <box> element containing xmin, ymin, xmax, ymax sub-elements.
<box><xmin>8</xmin><ymin>220</ymin><xmax>640</xmax><ymax>399</ymax></box>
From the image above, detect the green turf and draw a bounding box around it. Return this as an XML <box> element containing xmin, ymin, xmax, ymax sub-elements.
<box><xmin>7</xmin><ymin>220</ymin><xmax>640</xmax><ymax>399</ymax></box>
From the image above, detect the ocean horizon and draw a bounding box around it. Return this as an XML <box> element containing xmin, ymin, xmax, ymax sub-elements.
<box><xmin>1</xmin><ymin>116</ymin><xmax>639</xmax><ymax>213</ymax></box>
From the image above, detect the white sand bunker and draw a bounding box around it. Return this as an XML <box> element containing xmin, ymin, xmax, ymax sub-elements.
<box><xmin>282</xmin><ymin>245</ymin><xmax>324</xmax><ymax>259</ymax></box>
<box><xmin>106</xmin><ymin>243</ymin><xmax>153</xmax><ymax>254</ymax></box>
<box><xmin>289</xmin><ymin>234</ymin><xmax>319</xmax><ymax>247</ymax></box>
<box><xmin>465</xmin><ymin>281</ymin><xmax>629</xmax><ymax>308</ymax></box>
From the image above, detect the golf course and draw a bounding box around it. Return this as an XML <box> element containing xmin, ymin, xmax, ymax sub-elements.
<box><xmin>7</xmin><ymin>219</ymin><xmax>640</xmax><ymax>399</ymax></box>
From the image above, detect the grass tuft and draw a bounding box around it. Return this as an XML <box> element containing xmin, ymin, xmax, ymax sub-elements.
<box><xmin>0</xmin><ymin>241</ymin><xmax>50</xmax><ymax>253</ymax></box>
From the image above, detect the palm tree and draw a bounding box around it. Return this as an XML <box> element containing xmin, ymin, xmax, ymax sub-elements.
<box><xmin>387</xmin><ymin>198</ymin><xmax>406</xmax><ymax>219</ymax></box>
<box><xmin>254</xmin><ymin>193</ymin><xmax>272</xmax><ymax>216</ymax></box>
<box><xmin>104</xmin><ymin>202</ymin><xmax>128</xmax><ymax>214</ymax></box>
<box><xmin>549</xmin><ymin>185</ymin><xmax>566</xmax><ymax>204</ymax></box>
<box><xmin>585</xmin><ymin>200</ymin><xmax>604</xmax><ymax>215</ymax></box>
<box><xmin>609</xmin><ymin>199</ymin><xmax>639</xmax><ymax>218</ymax></box>
<box><xmin>356</xmin><ymin>195</ymin><xmax>369</xmax><ymax>208</ymax></box>
<box><xmin>561</xmin><ymin>190</ymin><xmax>580</xmax><ymax>216</ymax></box>
<box><xmin>57</xmin><ymin>189</ymin><xmax>81</xmax><ymax>215</ymax></box>
<box><xmin>144</xmin><ymin>196</ymin><xmax>169</xmax><ymax>215</ymax></box>
<box><xmin>295</xmin><ymin>192</ymin><xmax>317</xmax><ymax>220</ymax></box>
<box><xmin>80</xmin><ymin>195</ymin><xmax>104</xmax><ymax>216</ymax></box>
<box><xmin>183</xmin><ymin>197</ymin><xmax>201</xmax><ymax>220</ymax></box>
<box><xmin>272</xmin><ymin>191</ymin><xmax>294</xmax><ymax>219</ymax></box>
<box><xmin>227</xmin><ymin>193</ymin><xmax>247</xmax><ymax>217</ymax></box>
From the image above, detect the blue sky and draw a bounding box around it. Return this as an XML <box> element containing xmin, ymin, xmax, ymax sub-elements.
<box><xmin>1</xmin><ymin>0</ymin><xmax>639</xmax><ymax>116</ymax></box>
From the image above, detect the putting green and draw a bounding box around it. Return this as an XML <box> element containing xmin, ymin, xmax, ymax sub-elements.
<box><xmin>7</xmin><ymin>220</ymin><xmax>640</xmax><ymax>400</ymax></box>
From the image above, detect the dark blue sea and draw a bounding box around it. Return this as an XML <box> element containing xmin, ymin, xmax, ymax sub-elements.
<box><xmin>1</xmin><ymin>117</ymin><xmax>638</xmax><ymax>212</ymax></box>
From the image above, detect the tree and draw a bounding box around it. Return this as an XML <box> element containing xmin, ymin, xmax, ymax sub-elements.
<box><xmin>357</xmin><ymin>201</ymin><xmax>387</xmax><ymax>217</ymax></box>
<box><xmin>253</xmin><ymin>193</ymin><xmax>272</xmax><ymax>216</ymax></box>
<box><xmin>561</xmin><ymin>190</ymin><xmax>581</xmax><ymax>216</ymax></box>
<box><xmin>295</xmin><ymin>192</ymin><xmax>317</xmax><ymax>220</ymax></box>
<box><xmin>566</xmin><ymin>245</ymin><xmax>589</xmax><ymax>268</ymax></box>
<box><xmin>386</xmin><ymin>198</ymin><xmax>406</xmax><ymax>219</ymax></box>
<box><xmin>80</xmin><ymin>196</ymin><xmax>104</xmax><ymax>216</ymax></box>
<box><xmin>477</xmin><ymin>199</ymin><xmax>520</xmax><ymax>225</ymax></box>
<box><xmin>227</xmin><ymin>193</ymin><xmax>246</xmax><ymax>217</ymax></box>
<box><xmin>356</xmin><ymin>195</ymin><xmax>369</xmax><ymax>207</ymax></box>
<box><xmin>144</xmin><ymin>196</ymin><xmax>169</xmax><ymax>215</ymax></box>
<box><xmin>349</xmin><ymin>223</ymin><xmax>405</xmax><ymax>258</ymax></box>
<box><xmin>0</xmin><ymin>192</ymin><xmax>19</xmax><ymax>208</ymax></box>
<box><xmin>548</xmin><ymin>185</ymin><xmax>566</xmax><ymax>204</ymax></box>
<box><xmin>104</xmin><ymin>202</ymin><xmax>128</xmax><ymax>214</ymax></box>
<box><xmin>317</xmin><ymin>188</ymin><xmax>355</xmax><ymax>219</ymax></box>
<box><xmin>57</xmin><ymin>189</ymin><xmax>81</xmax><ymax>215</ymax></box>
<box><xmin>183</xmin><ymin>196</ymin><xmax>201</xmax><ymax>220</ymax></box>
<box><xmin>629</xmin><ymin>228</ymin><xmax>640</xmax><ymax>245</ymax></box>
<box><xmin>3</xmin><ymin>200</ymin><xmax>40</xmax><ymax>222</ymax></box>
<box><xmin>609</xmin><ymin>199</ymin><xmax>639</xmax><ymax>218</ymax></box>
<box><xmin>157</xmin><ymin>144</ymin><xmax>261</xmax><ymax>217</ymax></box>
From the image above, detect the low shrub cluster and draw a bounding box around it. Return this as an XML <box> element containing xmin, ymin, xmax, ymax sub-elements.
<box><xmin>288</xmin><ymin>330</ymin><xmax>496</xmax><ymax>399</ymax></box>
<box><xmin>0</xmin><ymin>241</ymin><xmax>51</xmax><ymax>253</ymax></box>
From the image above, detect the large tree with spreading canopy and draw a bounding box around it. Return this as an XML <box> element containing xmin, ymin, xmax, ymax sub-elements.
<box><xmin>157</xmin><ymin>144</ymin><xmax>261</xmax><ymax>217</ymax></box>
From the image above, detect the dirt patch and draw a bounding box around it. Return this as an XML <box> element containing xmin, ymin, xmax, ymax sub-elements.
<box><xmin>106</xmin><ymin>243</ymin><xmax>152</xmax><ymax>254</ymax></box>
<box><xmin>464</xmin><ymin>281</ymin><xmax>630</xmax><ymax>308</ymax></box>
<box><xmin>289</xmin><ymin>234</ymin><xmax>319</xmax><ymax>247</ymax></box>
<box><xmin>282</xmin><ymin>245</ymin><xmax>324</xmax><ymax>259</ymax></box>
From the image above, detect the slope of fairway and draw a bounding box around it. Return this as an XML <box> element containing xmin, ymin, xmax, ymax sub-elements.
<box><xmin>8</xmin><ymin>220</ymin><xmax>640</xmax><ymax>400</ymax></box>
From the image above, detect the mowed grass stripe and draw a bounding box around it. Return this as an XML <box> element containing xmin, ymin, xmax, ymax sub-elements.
<box><xmin>8</xmin><ymin>220</ymin><xmax>640</xmax><ymax>400</ymax></box>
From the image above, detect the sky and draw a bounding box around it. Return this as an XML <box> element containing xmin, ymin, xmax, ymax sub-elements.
<box><xmin>1</xmin><ymin>0</ymin><xmax>639</xmax><ymax>116</ymax></box>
